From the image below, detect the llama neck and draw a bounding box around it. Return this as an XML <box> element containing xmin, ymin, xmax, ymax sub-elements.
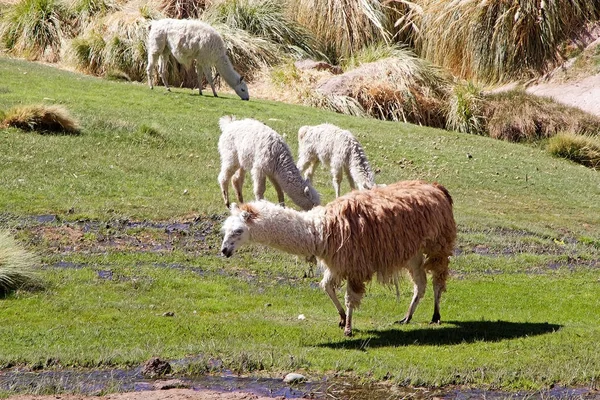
<box><xmin>349</xmin><ymin>142</ymin><xmax>375</xmax><ymax>187</ymax></box>
<box><xmin>272</xmin><ymin>154</ymin><xmax>311</xmax><ymax>208</ymax></box>
<box><xmin>249</xmin><ymin>204</ymin><xmax>324</xmax><ymax>258</ymax></box>
<box><xmin>215</xmin><ymin>54</ymin><xmax>242</xmax><ymax>89</ymax></box>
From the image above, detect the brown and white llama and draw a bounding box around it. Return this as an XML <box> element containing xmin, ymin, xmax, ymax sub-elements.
<box><xmin>220</xmin><ymin>180</ymin><xmax>457</xmax><ymax>336</ymax></box>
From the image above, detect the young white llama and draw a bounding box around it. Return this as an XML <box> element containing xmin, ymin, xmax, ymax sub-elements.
<box><xmin>221</xmin><ymin>180</ymin><xmax>457</xmax><ymax>337</ymax></box>
<box><xmin>218</xmin><ymin>116</ymin><xmax>320</xmax><ymax>211</ymax></box>
<box><xmin>297</xmin><ymin>124</ymin><xmax>375</xmax><ymax>197</ymax></box>
<box><xmin>146</xmin><ymin>19</ymin><xmax>249</xmax><ymax>100</ymax></box>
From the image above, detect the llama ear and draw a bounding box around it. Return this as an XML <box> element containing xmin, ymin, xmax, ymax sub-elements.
<box><xmin>304</xmin><ymin>186</ymin><xmax>310</xmax><ymax>197</ymax></box>
<box><xmin>240</xmin><ymin>75</ymin><xmax>245</xmax><ymax>82</ymax></box>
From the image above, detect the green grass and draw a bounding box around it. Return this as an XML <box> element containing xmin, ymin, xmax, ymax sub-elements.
<box><xmin>0</xmin><ymin>57</ymin><xmax>600</xmax><ymax>392</ymax></box>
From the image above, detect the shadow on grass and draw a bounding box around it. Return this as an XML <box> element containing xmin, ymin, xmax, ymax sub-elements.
<box><xmin>318</xmin><ymin>320</ymin><xmax>562</xmax><ymax>350</ymax></box>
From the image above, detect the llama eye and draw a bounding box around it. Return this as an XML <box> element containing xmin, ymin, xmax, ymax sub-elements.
<box><xmin>233</xmin><ymin>229</ymin><xmax>243</xmax><ymax>235</ymax></box>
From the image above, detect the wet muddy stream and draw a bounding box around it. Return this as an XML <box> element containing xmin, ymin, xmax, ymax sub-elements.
<box><xmin>0</xmin><ymin>366</ymin><xmax>597</xmax><ymax>399</ymax></box>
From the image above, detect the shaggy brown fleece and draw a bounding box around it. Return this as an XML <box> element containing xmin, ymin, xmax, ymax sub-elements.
<box><xmin>321</xmin><ymin>180</ymin><xmax>456</xmax><ymax>303</ymax></box>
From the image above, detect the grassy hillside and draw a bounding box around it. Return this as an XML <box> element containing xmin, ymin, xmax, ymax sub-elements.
<box><xmin>0</xmin><ymin>57</ymin><xmax>599</xmax><ymax>393</ymax></box>
<box><xmin>1</xmin><ymin>57</ymin><xmax>598</xmax><ymax>237</ymax></box>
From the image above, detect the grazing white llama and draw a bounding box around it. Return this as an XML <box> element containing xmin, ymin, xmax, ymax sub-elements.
<box><xmin>221</xmin><ymin>180</ymin><xmax>457</xmax><ymax>337</ymax></box>
<box><xmin>297</xmin><ymin>124</ymin><xmax>375</xmax><ymax>197</ymax></box>
<box><xmin>218</xmin><ymin>116</ymin><xmax>320</xmax><ymax>211</ymax></box>
<box><xmin>146</xmin><ymin>18</ymin><xmax>249</xmax><ymax>100</ymax></box>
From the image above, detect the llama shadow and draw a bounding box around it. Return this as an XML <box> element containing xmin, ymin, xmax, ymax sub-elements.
<box><xmin>318</xmin><ymin>320</ymin><xmax>561</xmax><ymax>350</ymax></box>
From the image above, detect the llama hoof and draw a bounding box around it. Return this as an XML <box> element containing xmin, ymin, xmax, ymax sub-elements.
<box><xmin>338</xmin><ymin>317</ymin><xmax>346</xmax><ymax>328</ymax></box>
<box><xmin>344</xmin><ymin>328</ymin><xmax>353</xmax><ymax>337</ymax></box>
<box><xmin>429</xmin><ymin>319</ymin><xmax>441</xmax><ymax>325</ymax></box>
<box><xmin>395</xmin><ymin>317</ymin><xmax>411</xmax><ymax>324</ymax></box>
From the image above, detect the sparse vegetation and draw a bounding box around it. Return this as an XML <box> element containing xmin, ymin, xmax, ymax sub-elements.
<box><xmin>2</xmin><ymin>104</ymin><xmax>81</xmax><ymax>134</ymax></box>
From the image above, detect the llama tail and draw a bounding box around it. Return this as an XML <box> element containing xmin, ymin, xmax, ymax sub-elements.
<box><xmin>433</xmin><ymin>182</ymin><xmax>453</xmax><ymax>206</ymax></box>
<box><xmin>298</xmin><ymin>125</ymin><xmax>309</xmax><ymax>140</ymax></box>
<box><xmin>219</xmin><ymin>115</ymin><xmax>236</xmax><ymax>131</ymax></box>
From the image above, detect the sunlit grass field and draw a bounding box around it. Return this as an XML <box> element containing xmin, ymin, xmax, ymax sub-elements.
<box><xmin>0</xmin><ymin>57</ymin><xmax>599</xmax><ymax>392</ymax></box>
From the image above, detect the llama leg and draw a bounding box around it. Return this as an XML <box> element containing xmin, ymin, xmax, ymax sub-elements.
<box><xmin>396</xmin><ymin>253</ymin><xmax>426</xmax><ymax>324</ymax></box>
<box><xmin>320</xmin><ymin>269</ymin><xmax>346</xmax><ymax>329</ymax></box>
<box><xmin>202</xmin><ymin>65</ymin><xmax>218</xmax><ymax>97</ymax></box>
<box><xmin>158</xmin><ymin>53</ymin><xmax>170</xmax><ymax>92</ymax></box>
<box><xmin>344</xmin><ymin>279</ymin><xmax>366</xmax><ymax>337</ymax></box>
<box><xmin>344</xmin><ymin>166</ymin><xmax>357</xmax><ymax>190</ymax></box>
<box><xmin>268</xmin><ymin>176</ymin><xmax>285</xmax><ymax>206</ymax></box>
<box><xmin>195</xmin><ymin>62</ymin><xmax>204</xmax><ymax>96</ymax></box>
<box><xmin>147</xmin><ymin>52</ymin><xmax>159</xmax><ymax>89</ymax></box>
<box><xmin>252</xmin><ymin>168</ymin><xmax>267</xmax><ymax>201</ymax></box>
<box><xmin>426</xmin><ymin>255</ymin><xmax>449</xmax><ymax>324</ymax></box>
<box><xmin>218</xmin><ymin>163</ymin><xmax>239</xmax><ymax>208</ymax></box>
<box><xmin>331</xmin><ymin>167</ymin><xmax>343</xmax><ymax>197</ymax></box>
<box><xmin>231</xmin><ymin>168</ymin><xmax>245</xmax><ymax>203</ymax></box>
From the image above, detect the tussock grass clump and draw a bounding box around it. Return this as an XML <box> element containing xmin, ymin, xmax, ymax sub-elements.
<box><xmin>305</xmin><ymin>92</ymin><xmax>368</xmax><ymax>118</ymax></box>
<box><xmin>203</xmin><ymin>0</ymin><xmax>319</xmax><ymax>59</ymax></box>
<box><xmin>159</xmin><ymin>0</ymin><xmax>209</xmax><ymax>19</ymax></box>
<box><xmin>68</xmin><ymin>2</ymin><xmax>152</xmax><ymax>80</ymax></box>
<box><xmin>288</xmin><ymin>0</ymin><xmax>392</xmax><ymax>62</ymax></box>
<box><xmin>0</xmin><ymin>231</ymin><xmax>42</xmax><ymax>296</ymax></box>
<box><xmin>547</xmin><ymin>132</ymin><xmax>600</xmax><ymax>169</ymax></box>
<box><xmin>211</xmin><ymin>22</ymin><xmax>280</xmax><ymax>78</ymax></box>
<box><xmin>483</xmin><ymin>90</ymin><xmax>600</xmax><ymax>142</ymax></box>
<box><xmin>2</xmin><ymin>104</ymin><xmax>81</xmax><ymax>134</ymax></box>
<box><xmin>446</xmin><ymin>82</ymin><xmax>486</xmax><ymax>135</ymax></box>
<box><xmin>0</xmin><ymin>0</ymin><xmax>72</xmax><ymax>61</ymax></box>
<box><xmin>412</xmin><ymin>0</ymin><xmax>600</xmax><ymax>82</ymax></box>
<box><xmin>314</xmin><ymin>52</ymin><xmax>451</xmax><ymax>126</ymax></box>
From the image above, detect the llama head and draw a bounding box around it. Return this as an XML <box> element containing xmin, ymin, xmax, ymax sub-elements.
<box><xmin>220</xmin><ymin>203</ymin><xmax>253</xmax><ymax>257</ymax></box>
<box><xmin>233</xmin><ymin>77</ymin><xmax>249</xmax><ymax>101</ymax></box>
<box><xmin>302</xmin><ymin>179</ymin><xmax>321</xmax><ymax>209</ymax></box>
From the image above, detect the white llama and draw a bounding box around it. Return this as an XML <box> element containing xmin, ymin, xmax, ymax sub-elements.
<box><xmin>218</xmin><ymin>116</ymin><xmax>320</xmax><ymax>211</ymax></box>
<box><xmin>146</xmin><ymin>18</ymin><xmax>249</xmax><ymax>100</ymax></box>
<box><xmin>221</xmin><ymin>180</ymin><xmax>457</xmax><ymax>337</ymax></box>
<box><xmin>297</xmin><ymin>123</ymin><xmax>375</xmax><ymax>197</ymax></box>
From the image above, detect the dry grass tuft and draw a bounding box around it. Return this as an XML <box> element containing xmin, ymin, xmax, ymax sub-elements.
<box><xmin>547</xmin><ymin>132</ymin><xmax>600</xmax><ymax>169</ymax></box>
<box><xmin>288</xmin><ymin>0</ymin><xmax>392</xmax><ymax>62</ymax></box>
<box><xmin>401</xmin><ymin>0</ymin><xmax>600</xmax><ymax>82</ymax></box>
<box><xmin>0</xmin><ymin>230</ymin><xmax>42</xmax><ymax>296</ymax></box>
<box><xmin>483</xmin><ymin>90</ymin><xmax>600</xmax><ymax>142</ymax></box>
<box><xmin>2</xmin><ymin>104</ymin><xmax>81</xmax><ymax>134</ymax></box>
<box><xmin>159</xmin><ymin>0</ymin><xmax>210</xmax><ymax>19</ymax></box>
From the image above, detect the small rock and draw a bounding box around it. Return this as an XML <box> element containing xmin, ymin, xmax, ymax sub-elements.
<box><xmin>142</xmin><ymin>357</ymin><xmax>172</xmax><ymax>378</ymax></box>
<box><xmin>283</xmin><ymin>372</ymin><xmax>306</xmax><ymax>384</ymax></box>
<box><xmin>297</xmin><ymin>314</ymin><xmax>306</xmax><ymax>320</ymax></box>
<box><xmin>153</xmin><ymin>379</ymin><xmax>189</xmax><ymax>390</ymax></box>
<box><xmin>162</xmin><ymin>311</ymin><xmax>175</xmax><ymax>317</ymax></box>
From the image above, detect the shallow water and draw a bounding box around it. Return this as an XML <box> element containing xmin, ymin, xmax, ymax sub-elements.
<box><xmin>0</xmin><ymin>366</ymin><xmax>598</xmax><ymax>399</ymax></box>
